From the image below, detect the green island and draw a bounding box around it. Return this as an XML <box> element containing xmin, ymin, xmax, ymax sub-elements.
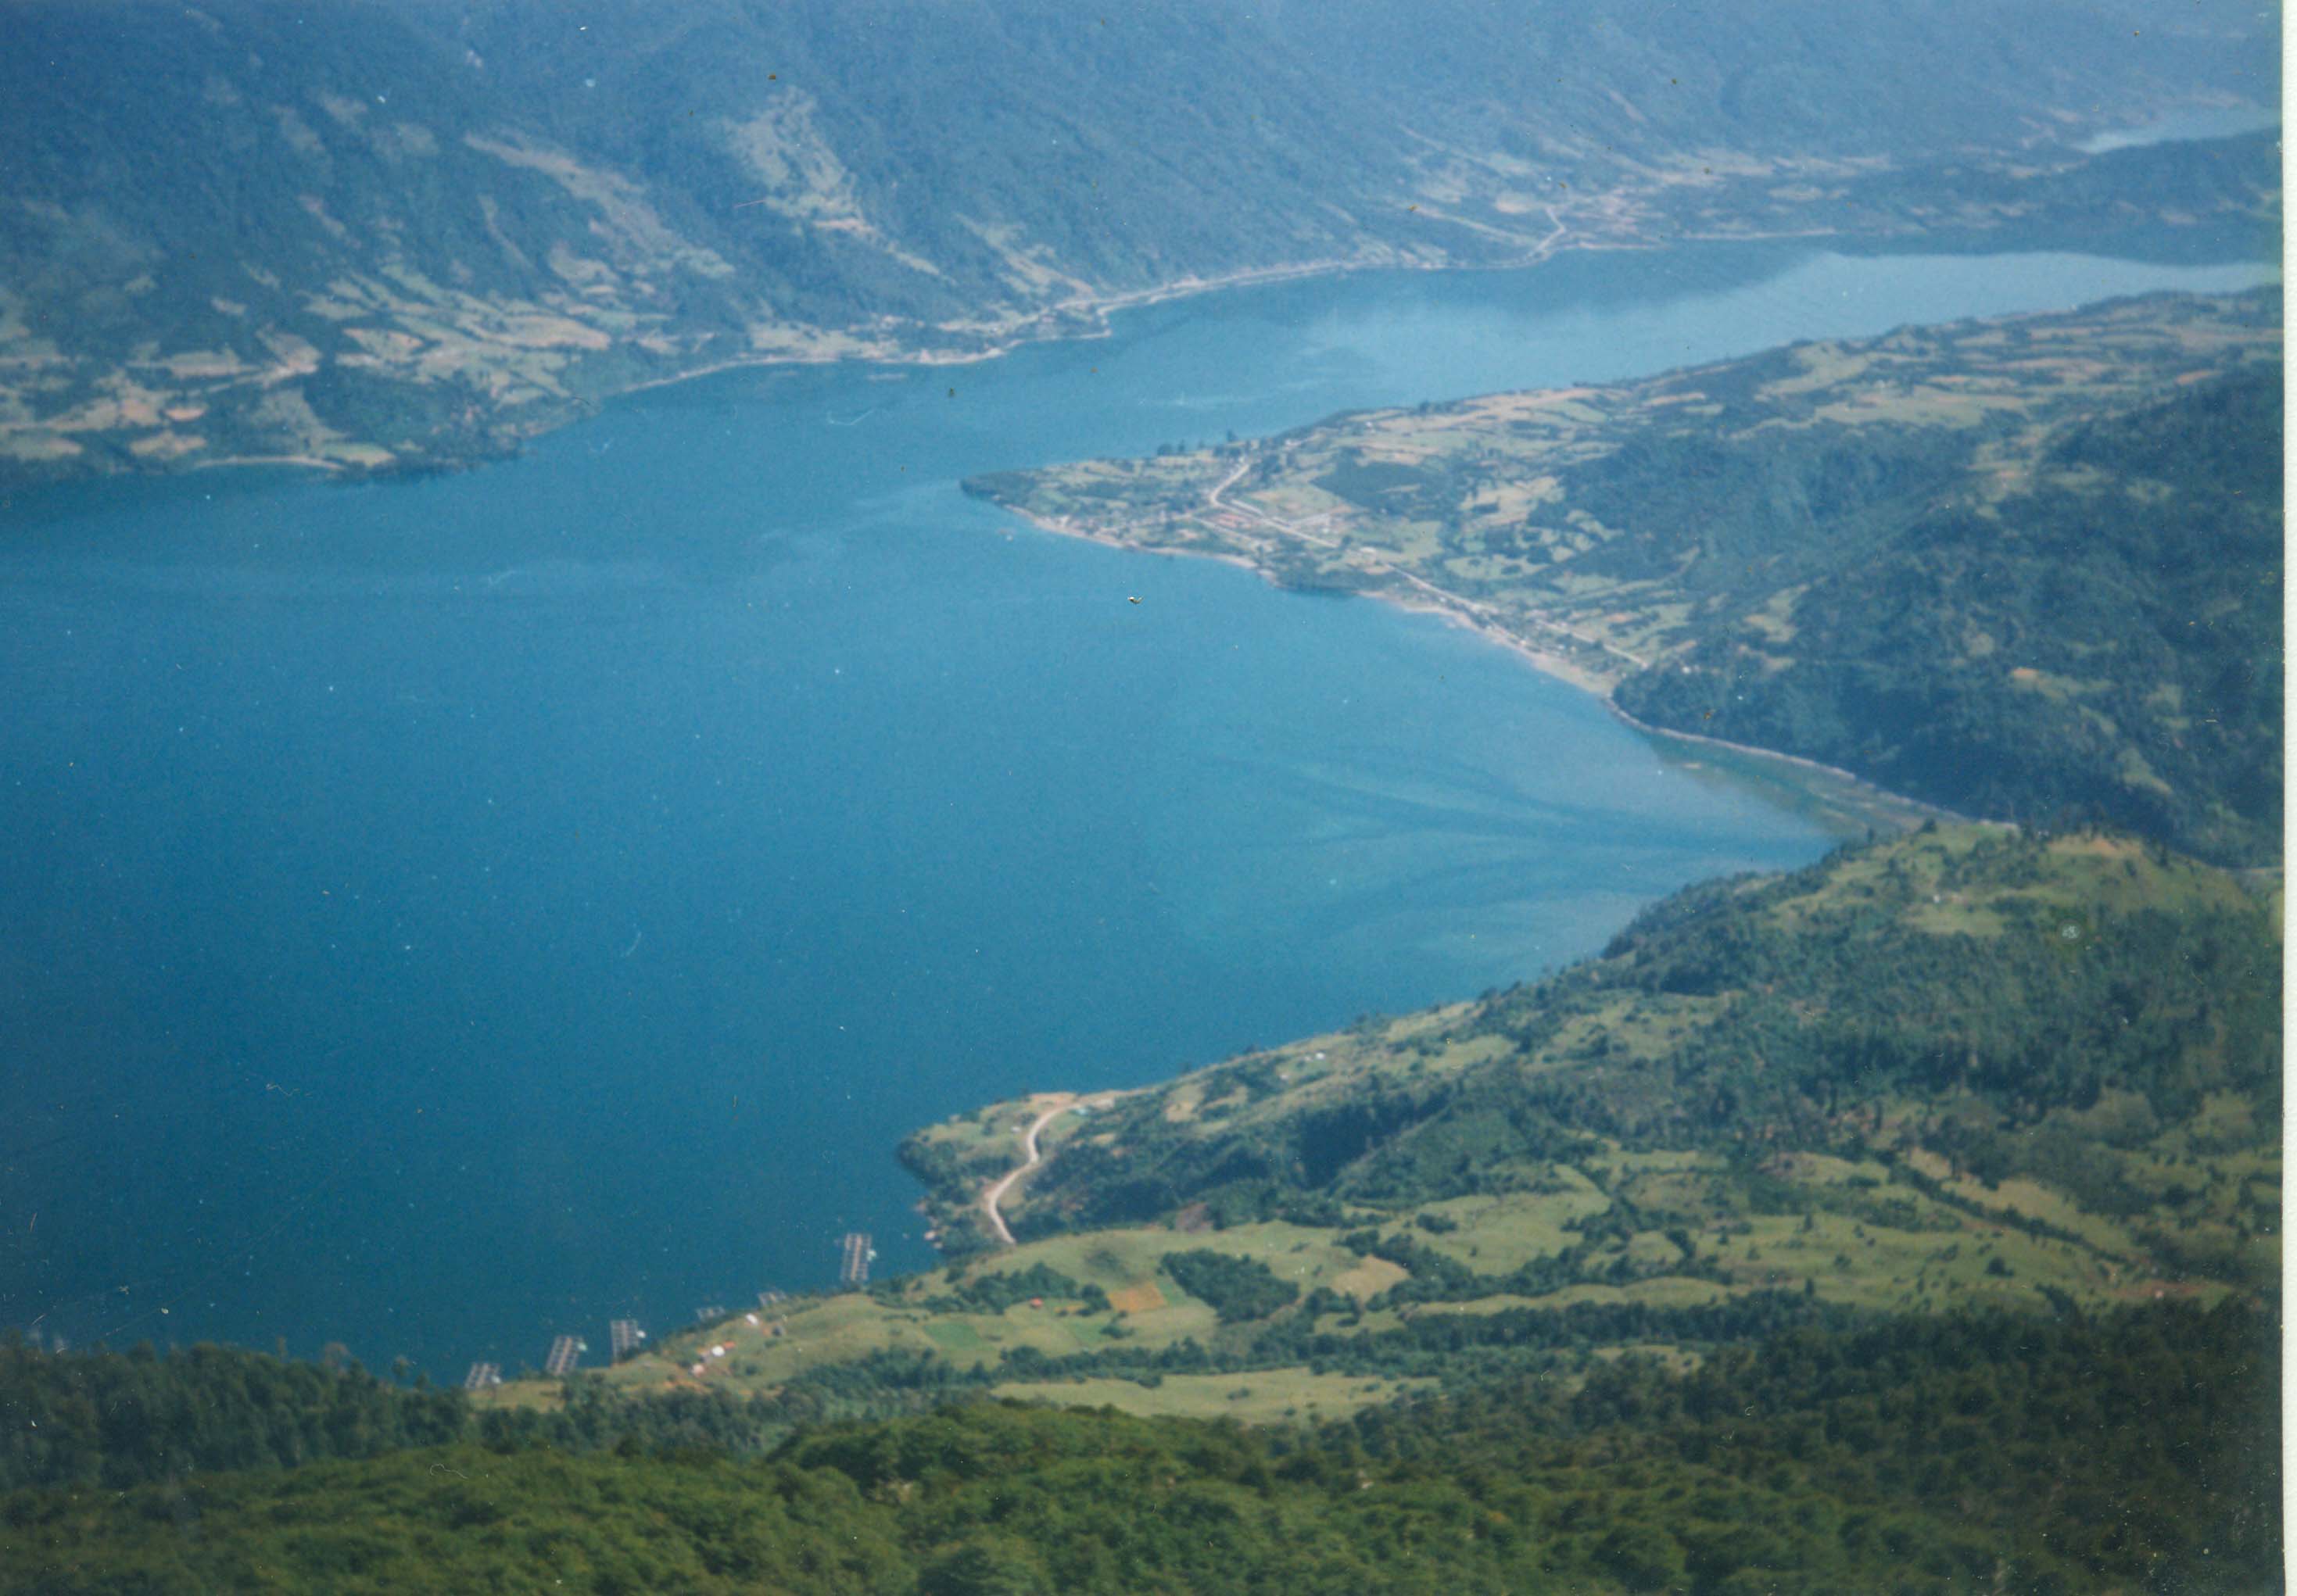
<box><xmin>1</xmin><ymin>824</ymin><xmax>2279</xmax><ymax>1591</ymax></box>
<box><xmin>965</xmin><ymin>288</ymin><xmax>2283</xmax><ymax>865</ymax></box>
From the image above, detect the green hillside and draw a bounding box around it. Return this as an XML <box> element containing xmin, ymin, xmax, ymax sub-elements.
<box><xmin>1</xmin><ymin>826</ymin><xmax>2277</xmax><ymax>1587</ymax></box>
<box><xmin>25</xmin><ymin>832</ymin><xmax>2199</xmax><ymax>1530</ymax></box>
<box><xmin>439</xmin><ymin>826</ymin><xmax>2281</xmax><ymax>1436</ymax></box>
<box><xmin>966</xmin><ymin>289</ymin><xmax>2284</xmax><ymax>863</ymax></box>
<box><xmin>970</xmin><ymin>825</ymin><xmax>2277</xmax><ymax>1237</ymax></box>
<box><xmin>0</xmin><ymin>0</ymin><xmax>2272</xmax><ymax>482</ymax></box>
<box><xmin>901</xmin><ymin>827</ymin><xmax>2277</xmax><ymax>1296</ymax></box>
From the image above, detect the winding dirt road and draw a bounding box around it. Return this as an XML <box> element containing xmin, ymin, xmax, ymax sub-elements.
<box><xmin>980</xmin><ymin>1102</ymin><xmax>1075</xmax><ymax>1247</ymax></box>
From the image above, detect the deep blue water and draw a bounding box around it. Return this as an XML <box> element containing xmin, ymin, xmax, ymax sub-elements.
<box><xmin>0</xmin><ymin>236</ymin><xmax>2273</xmax><ymax>1374</ymax></box>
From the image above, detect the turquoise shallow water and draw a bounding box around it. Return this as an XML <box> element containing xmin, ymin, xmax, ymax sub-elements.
<box><xmin>0</xmin><ymin>234</ymin><xmax>2273</xmax><ymax>1372</ymax></box>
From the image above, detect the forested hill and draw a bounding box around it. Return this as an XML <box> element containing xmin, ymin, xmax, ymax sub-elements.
<box><xmin>967</xmin><ymin>289</ymin><xmax>2284</xmax><ymax>864</ymax></box>
<box><xmin>0</xmin><ymin>1304</ymin><xmax>2275</xmax><ymax>1591</ymax></box>
<box><xmin>1609</xmin><ymin>359</ymin><xmax>2285</xmax><ymax>866</ymax></box>
<box><xmin>0</xmin><ymin>0</ymin><xmax>2273</xmax><ymax>482</ymax></box>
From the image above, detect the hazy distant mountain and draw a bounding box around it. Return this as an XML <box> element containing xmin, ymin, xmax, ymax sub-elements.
<box><xmin>0</xmin><ymin>0</ymin><xmax>2273</xmax><ymax>482</ymax></box>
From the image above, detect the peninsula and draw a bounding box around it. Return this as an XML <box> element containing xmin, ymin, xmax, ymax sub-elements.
<box><xmin>468</xmin><ymin>823</ymin><xmax>2279</xmax><ymax>1458</ymax></box>
<box><xmin>965</xmin><ymin>288</ymin><xmax>2284</xmax><ymax>865</ymax></box>
<box><xmin>8</xmin><ymin>821</ymin><xmax>2277</xmax><ymax>1591</ymax></box>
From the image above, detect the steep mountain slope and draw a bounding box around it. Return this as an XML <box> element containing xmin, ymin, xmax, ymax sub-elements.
<box><xmin>0</xmin><ymin>0</ymin><xmax>2272</xmax><ymax>481</ymax></box>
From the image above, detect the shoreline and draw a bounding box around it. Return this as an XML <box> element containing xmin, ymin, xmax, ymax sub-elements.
<box><xmin>998</xmin><ymin>500</ymin><xmax>1961</xmax><ymax>833</ymax></box>
<box><xmin>192</xmin><ymin>453</ymin><xmax>350</xmax><ymax>475</ymax></box>
<box><xmin>17</xmin><ymin>195</ymin><xmax>2272</xmax><ymax>494</ymax></box>
<box><xmin>1604</xmin><ymin>698</ymin><xmax>1964</xmax><ymax>823</ymax></box>
<box><xmin>5</xmin><ymin>94</ymin><xmax>2277</xmax><ymax>498</ymax></box>
<box><xmin>0</xmin><ymin>222</ymin><xmax>1609</xmax><ymax>493</ymax></box>
<box><xmin>604</xmin><ymin>242</ymin><xmax>1554</xmax><ymax>422</ymax></box>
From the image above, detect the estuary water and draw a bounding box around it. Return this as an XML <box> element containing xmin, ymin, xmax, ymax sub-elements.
<box><xmin>0</xmin><ymin>234</ymin><xmax>2273</xmax><ymax>1373</ymax></box>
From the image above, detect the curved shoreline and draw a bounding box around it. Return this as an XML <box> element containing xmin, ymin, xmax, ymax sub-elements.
<box><xmin>995</xmin><ymin>499</ymin><xmax>1962</xmax><ymax>835</ymax></box>
<box><xmin>0</xmin><ymin>214</ymin><xmax>1704</xmax><ymax>493</ymax></box>
<box><xmin>495</xmin><ymin>202</ymin><xmax>1596</xmax><ymax>427</ymax></box>
<box><xmin>1601</xmin><ymin>699</ymin><xmax>1964</xmax><ymax>823</ymax></box>
<box><xmin>25</xmin><ymin>196</ymin><xmax>2268</xmax><ymax>497</ymax></box>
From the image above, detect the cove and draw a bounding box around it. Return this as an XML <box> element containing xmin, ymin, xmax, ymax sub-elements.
<box><xmin>0</xmin><ymin>232</ymin><xmax>2273</xmax><ymax>1374</ymax></box>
